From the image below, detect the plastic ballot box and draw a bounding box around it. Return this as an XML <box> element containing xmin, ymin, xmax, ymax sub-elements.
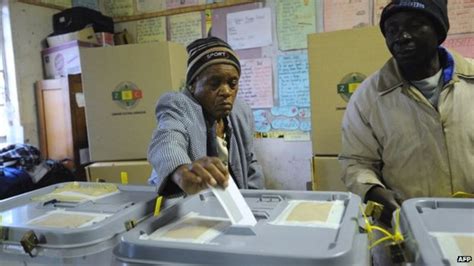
<box><xmin>0</xmin><ymin>182</ymin><xmax>159</xmax><ymax>265</ymax></box>
<box><xmin>396</xmin><ymin>198</ymin><xmax>474</xmax><ymax>265</ymax></box>
<box><xmin>114</xmin><ymin>190</ymin><xmax>369</xmax><ymax>265</ymax></box>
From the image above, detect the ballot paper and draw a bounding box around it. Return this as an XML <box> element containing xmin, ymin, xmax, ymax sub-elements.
<box><xmin>209</xmin><ymin>176</ymin><xmax>257</xmax><ymax>226</ymax></box>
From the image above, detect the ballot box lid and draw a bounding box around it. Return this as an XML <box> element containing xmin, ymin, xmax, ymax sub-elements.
<box><xmin>398</xmin><ymin>198</ymin><xmax>474</xmax><ymax>265</ymax></box>
<box><xmin>0</xmin><ymin>182</ymin><xmax>158</xmax><ymax>248</ymax></box>
<box><xmin>114</xmin><ymin>190</ymin><xmax>369</xmax><ymax>265</ymax></box>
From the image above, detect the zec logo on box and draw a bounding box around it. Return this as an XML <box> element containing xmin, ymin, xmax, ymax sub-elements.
<box><xmin>112</xmin><ymin>81</ymin><xmax>143</xmax><ymax>109</ymax></box>
<box><xmin>337</xmin><ymin>72</ymin><xmax>366</xmax><ymax>102</ymax></box>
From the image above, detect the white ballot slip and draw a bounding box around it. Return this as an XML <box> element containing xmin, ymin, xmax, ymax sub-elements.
<box><xmin>209</xmin><ymin>176</ymin><xmax>257</xmax><ymax>226</ymax></box>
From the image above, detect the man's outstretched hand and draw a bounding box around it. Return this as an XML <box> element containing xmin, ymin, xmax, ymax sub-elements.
<box><xmin>365</xmin><ymin>186</ymin><xmax>403</xmax><ymax>227</ymax></box>
<box><xmin>172</xmin><ymin>157</ymin><xmax>229</xmax><ymax>195</ymax></box>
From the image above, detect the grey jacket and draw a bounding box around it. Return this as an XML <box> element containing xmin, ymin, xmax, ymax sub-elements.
<box><xmin>340</xmin><ymin>49</ymin><xmax>474</xmax><ymax>200</ymax></box>
<box><xmin>147</xmin><ymin>89</ymin><xmax>264</xmax><ymax>195</ymax></box>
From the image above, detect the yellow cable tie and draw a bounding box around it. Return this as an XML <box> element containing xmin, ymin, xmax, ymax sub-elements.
<box><xmin>153</xmin><ymin>196</ymin><xmax>163</xmax><ymax>217</ymax></box>
<box><xmin>121</xmin><ymin>172</ymin><xmax>129</xmax><ymax>185</ymax></box>
<box><xmin>393</xmin><ymin>209</ymin><xmax>404</xmax><ymax>243</ymax></box>
<box><xmin>369</xmin><ymin>235</ymin><xmax>393</xmax><ymax>250</ymax></box>
<box><xmin>371</xmin><ymin>225</ymin><xmax>394</xmax><ymax>238</ymax></box>
<box><xmin>452</xmin><ymin>191</ymin><xmax>474</xmax><ymax>198</ymax></box>
<box><xmin>359</xmin><ymin>204</ymin><xmax>372</xmax><ymax>231</ymax></box>
<box><xmin>393</xmin><ymin>232</ymin><xmax>404</xmax><ymax>243</ymax></box>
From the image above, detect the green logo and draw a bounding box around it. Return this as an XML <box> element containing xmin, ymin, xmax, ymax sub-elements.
<box><xmin>112</xmin><ymin>81</ymin><xmax>143</xmax><ymax>109</ymax></box>
<box><xmin>337</xmin><ymin>72</ymin><xmax>366</xmax><ymax>102</ymax></box>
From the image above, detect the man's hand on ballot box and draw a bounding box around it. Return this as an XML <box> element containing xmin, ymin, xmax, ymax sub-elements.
<box><xmin>365</xmin><ymin>186</ymin><xmax>403</xmax><ymax>227</ymax></box>
<box><xmin>172</xmin><ymin>156</ymin><xmax>229</xmax><ymax>195</ymax></box>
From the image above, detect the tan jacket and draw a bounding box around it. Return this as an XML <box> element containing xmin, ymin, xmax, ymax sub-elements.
<box><xmin>340</xmin><ymin>50</ymin><xmax>474</xmax><ymax>200</ymax></box>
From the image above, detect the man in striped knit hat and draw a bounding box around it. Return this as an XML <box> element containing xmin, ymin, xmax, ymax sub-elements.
<box><xmin>148</xmin><ymin>36</ymin><xmax>264</xmax><ymax>196</ymax></box>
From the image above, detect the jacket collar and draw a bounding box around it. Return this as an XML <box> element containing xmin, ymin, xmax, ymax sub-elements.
<box><xmin>376</xmin><ymin>47</ymin><xmax>474</xmax><ymax>95</ymax></box>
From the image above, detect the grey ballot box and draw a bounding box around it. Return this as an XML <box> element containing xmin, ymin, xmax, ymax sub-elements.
<box><xmin>0</xmin><ymin>182</ymin><xmax>158</xmax><ymax>266</ymax></box>
<box><xmin>114</xmin><ymin>190</ymin><xmax>369</xmax><ymax>265</ymax></box>
<box><xmin>397</xmin><ymin>198</ymin><xmax>474</xmax><ymax>265</ymax></box>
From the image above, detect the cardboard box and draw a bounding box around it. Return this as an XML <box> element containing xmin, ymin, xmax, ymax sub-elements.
<box><xmin>308</xmin><ymin>27</ymin><xmax>391</xmax><ymax>155</ymax></box>
<box><xmin>86</xmin><ymin>160</ymin><xmax>153</xmax><ymax>185</ymax></box>
<box><xmin>41</xmin><ymin>40</ymin><xmax>98</xmax><ymax>79</ymax></box>
<box><xmin>47</xmin><ymin>26</ymin><xmax>98</xmax><ymax>47</ymax></box>
<box><xmin>312</xmin><ymin>156</ymin><xmax>347</xmax><ymax>191</ymax></box>
<box><xmin>80</xmin><ymin>42</ymin><xmax>187</xmax><ymax>161</ymax></box>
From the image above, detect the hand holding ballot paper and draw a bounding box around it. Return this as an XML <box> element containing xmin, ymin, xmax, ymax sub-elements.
<box><xmin>209</xmin><ymin>175</ymin><xmax>257</xmax><ymax>227</ymax></box>
<box><xmin>172</xmin><ymin>156</ymin><xmax>257</xmax><ymax>227</ymax></box>
<box><xmin>172</xmin><ymin>156</ymin><xmax>229</xmax><ymax>195</ymax></box>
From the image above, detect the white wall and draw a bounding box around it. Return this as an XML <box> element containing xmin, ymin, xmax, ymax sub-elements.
<box><xmin>9</xmin><ymin>1</ymin><xmax>56</xmax><ymax>146</ymax></box>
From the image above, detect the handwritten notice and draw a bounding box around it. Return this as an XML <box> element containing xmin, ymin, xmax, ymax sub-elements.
<box><xmin>72</xmin><ymin>0</ymin><xmax>98</xmax><ymax>10</ymax></box>
<box><xmin>227</xmin><ymin>8</ymin><xmax>272</xmax><ymax>50</ymax></box>
<box><xmin>278</xmin><ymin>53</ymin><xmax>310</xmax><ymax>107</ymax></box>
<box><xmin>444</xmin><ymin>34</ymin><xmax>474</xmax><ymax>59</ymax></box>
<box><xmin>237</xmin><ymin>58</ymin><xmax>273</xmax><ymax>109</ymax></box>
<box><xmin>104</xmin><ymin>0</ymin><xmax>134</xmax><ymax>17</ymax></box>
<box><xmin>169</xmin><ymin>12</ymin><xmax>203</xmax><ymax>47</ymax></box>
<box><xmin>253</xmin><ymin>110</ymin><xmax>271</xmax><ymax>133</ymax></box>
<box><xmin>323</xmin><ymin>0</ymin><xmax>370</xmax><ymax>32</ymax></box>
<box><xmin>166</xmin><ymin>0</ymin><xmax>200</xmax><ymax>9</ymax></box>
<box><xmin>373</xmin><ymin>0</ymin><xmax>391</xmax><ymax>25</ymax></box>
<box><xmin>271</xmin><ymin>106</ymin><xmax>298</xmax><ymax>117</ymax></box>
<box><xmin>272</xmin><ymin>118</ymin><xmax>300</xmax><ymax>131</ymax></box>
<box><xmin>276</xmin><ymin>0</ymin><xmax>316</xmax><ymax>51</ymax></box>
<box><xmin>137</xmin><ymin>17</ymin><xmax>167</xmax><ymax>43</ymax></box>
<box><xmin>41</xmin><ymin>0</ymin><xmax>72</xmax><ymax>8</ymax></box>
<box><xmin>137</xmin><ymin>0</ymin><xmax>165</xmax><ymax>13</ymax></box>
<box><xmin>448</xmin><ymin>1</ymin><xmax>474</xmax><ymax>34</ymax></box>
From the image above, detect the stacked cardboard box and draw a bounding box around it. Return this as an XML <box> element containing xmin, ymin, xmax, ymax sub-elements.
<box><xmin>86</xmin><ymin>160</ymin><xmax>152</xmax><ymax>185</ymax></box>
<box><xmin>79</xmin><ymin>42</ymin><xmax>187</xmax><ymax>185</ymax></box>
<box><xmin>307</xmin><ymin>27</ymin><xmax>391</xmax><ymax>191</ymax></box>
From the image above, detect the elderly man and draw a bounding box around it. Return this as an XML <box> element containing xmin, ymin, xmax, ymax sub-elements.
<box><xmin>340</xmin><ymin>0</ymin><xmax>474</xmax><ymax>226</ymax></box>
<box><xmin>148</xmin><ymin>36</ymin><xmax>264</xmax><ymax>196</ymax></box>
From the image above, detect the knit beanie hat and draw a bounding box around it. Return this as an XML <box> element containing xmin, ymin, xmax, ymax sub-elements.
<box><xmin>186</xmin><ymin>36</ymin><xmax>241</xmax><ymax>85</ymax></box>
<box><xmin>380</xmin><ymin>0</ymin><xmax>449</xmax><ymax>44</ymax></box>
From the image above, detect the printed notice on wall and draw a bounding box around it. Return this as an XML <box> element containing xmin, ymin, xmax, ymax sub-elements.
<box><xmin>237</xmin><ymin>58</ymin><xmax>273</xmax><ymax>109</ymax></box>
<box><xmin>166</xmin><ymin>0</ymin><xmax>201</xmax><ymax>9</ymax></box>
<box><xmin>276</xmin><ymin>0</ymin><xmax>316</xmax><ymax>51</ymax></box>
<box><xmin>72</xmin><ymin>0</ymin><xmax>98</xmax><ymax>10</ymax></box>
<box><xmin>323</xmin><ymin>0</ymin><xmax>370</xmax><ymax>32</ymax></box>
<box><xmin>137</xmin><ymin>0</ymin><xmax>165</xmax><ymax>13</ymax></box>
<box><xmin>373</xmin><ymin>0</ymin><xmax>391</xmax><ymax>25</ymax></box>
<box><xmin>169</xmin><ymin>12</ymin><xmax>203</xmax><ymax>47</ymax></box>
<box><xmin>448</xmin><ymin>1</ymin><xmax>474</xmax><ymax>34</ymax></box>
<box><xmin>41</xmin><ymin>0</ymin><xmax>72</xmax><ymax>8</ymax></box>
<box><xmin>444</xmin><ymin>34</ymin><xmax>474</xmax><ymax>59</ymax></box>
<box><xmin>104</xmin><ymin>0</ymin><xmax>134</xmax><ymax>17</ymax></box>
<box><xmin>227</xmin><ymin>8</ymin><xmax>272</xmax><ymax>50</ymax></box>
<box><xmin>137</xmin><ymin>17</ymin><xmax>167</xmax><ymax>43</ymax></box>
<box><xmin>278</xmin><ymin>53</ymin><xmax>310</xmax><ymax>108</ymax></box>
